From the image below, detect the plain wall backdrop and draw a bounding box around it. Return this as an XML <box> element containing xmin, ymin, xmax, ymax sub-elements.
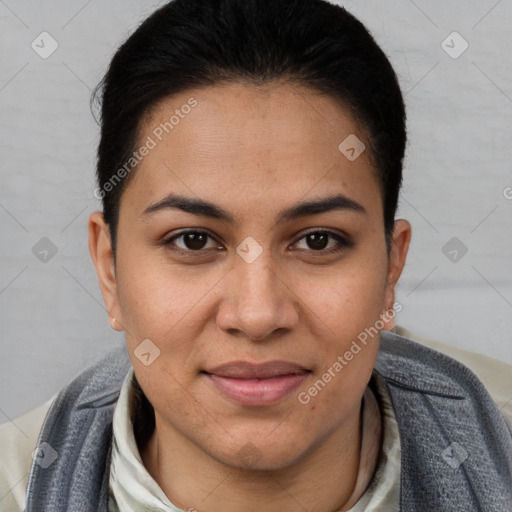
<box><xmin>1</xmin><ymin>0</ymin><xmax>511</xmax><ymax>421</ymax></box>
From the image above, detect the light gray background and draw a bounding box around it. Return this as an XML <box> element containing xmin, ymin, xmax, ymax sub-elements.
<box><xmin>1</xmin><ymin>0</ymin><xmax>511</xmax><ymax>422</ymax></box>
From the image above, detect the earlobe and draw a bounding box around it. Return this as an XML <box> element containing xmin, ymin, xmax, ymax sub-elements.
<box><xmin>382</xmin><ymin>219</ymin><xmax>411</xmax><ymax>330</ymax></box>
<box><xmin>88</xmin><ymin>211</ymin><xmax>124</xmax><ymax>331</ymax></box>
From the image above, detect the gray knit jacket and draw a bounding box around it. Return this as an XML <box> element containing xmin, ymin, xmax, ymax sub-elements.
<box><xmin>23</xmin><ymin>330</ymin><xmax>512</xmax><ymax>511</ymax></box>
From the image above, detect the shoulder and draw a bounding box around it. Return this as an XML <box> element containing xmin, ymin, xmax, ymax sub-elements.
<box><xmin>378</xmin><ymin>327</ymin><xmax>512</xmax><ymax>507</ymax></box>
<box><xmin>390</xmin><ymin>325</ymin><xmax>512</xmax><ymax>433</ymax></box>
<box><xmin>377</xmin><ymin>326</ymin><xmax>509</xmax><ymax>406</ymax></box>
<box><xmin>0</xmin><ymin>345</ymin><xmax>131</xmax><ymax>512</ymax></box>
<box><xmin>0</xmin><ymin>398</ymin><xmax>54</xmax><ymax>512</ymax></box>
<box><xmin>23</xmin><ymin>345</ymin><xmax>132</xmax><ymax>511</ymax></box>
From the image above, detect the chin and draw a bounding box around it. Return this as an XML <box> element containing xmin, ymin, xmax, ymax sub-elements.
<box><xmin>211</xmin><ymin>434</ymin><xmax>312</xmax><ymax>473</ymax></box>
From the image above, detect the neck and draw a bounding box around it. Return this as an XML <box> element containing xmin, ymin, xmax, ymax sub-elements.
<box><xmin>139</xmin><ymin>386</ymin><xmax>382</xmax><ymax>512</ymax></box>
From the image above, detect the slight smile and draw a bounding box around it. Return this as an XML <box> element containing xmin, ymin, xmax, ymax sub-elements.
<box><xmin>203</xmin><ymin>360</ymin><xmax>312</xmax><ymax>407</ymax></box>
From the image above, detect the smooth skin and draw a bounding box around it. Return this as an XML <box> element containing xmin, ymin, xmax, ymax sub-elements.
<box><xmin>89</xmin><ymin>81</ymin><xmax>411</xmax><ymax>512</ymax></box>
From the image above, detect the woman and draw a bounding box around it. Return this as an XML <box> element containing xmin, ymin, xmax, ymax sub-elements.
<box><xmin>1</xmin><ymin>0</ymin><xmax>511</xmax><ymax>510</ymax></box>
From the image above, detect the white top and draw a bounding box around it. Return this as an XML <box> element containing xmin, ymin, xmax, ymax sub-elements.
<box><xmin>107</xmin><ymin>367</ymin><xmax>400</xmax><ymax>511</ymax></box>
<box><xmin>1</xmin><ymin>326</ymin><xmax>511</xmax><ymax>511</ymax></box>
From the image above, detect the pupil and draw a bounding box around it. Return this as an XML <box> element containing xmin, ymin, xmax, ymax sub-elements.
<box><xmin>186</xmin><ymin>233</ymin><xmax>207</xmax><ymax>250</ymax></box>
<box><xmin>308</xmin><ymin>233</ymin><xmax>328</xmax><ymax>250</ymax></box>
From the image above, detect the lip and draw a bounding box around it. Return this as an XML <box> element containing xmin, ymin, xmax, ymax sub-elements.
<box><xmin>203</xmin><ymin>360</ymin><xmax>311</xmax><ymax>407</ymax></box>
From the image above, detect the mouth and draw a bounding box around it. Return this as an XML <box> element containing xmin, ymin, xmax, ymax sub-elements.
<box><xmin>202</xmin><ymin>360</ymin><xmax>312</xmax><ymax>407</ymax></box>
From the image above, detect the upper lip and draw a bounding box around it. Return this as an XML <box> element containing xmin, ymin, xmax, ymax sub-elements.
<box><xmin>204</xmin><ymin>360</ymin><xmax>311</xmax><ymax>379</ymax></box>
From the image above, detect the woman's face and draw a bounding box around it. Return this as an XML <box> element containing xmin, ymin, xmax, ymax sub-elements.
<box><xmin>90</xmin><ymin>81</ymin><xmax>410</xmax><ymax>470</ymax></box>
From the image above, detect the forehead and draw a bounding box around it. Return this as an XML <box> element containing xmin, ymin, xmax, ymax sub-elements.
<box><xmin>122</xmin><ymin>81</ymin><xmax>382</xmax><ymax>223</ymax></box>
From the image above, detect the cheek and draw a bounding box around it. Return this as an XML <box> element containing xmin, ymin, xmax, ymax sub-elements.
<box><xmin>115</xmin><ymin>249</ymin><xmax>216</xmax><ymax>346</ymax></box>
<box><xmin>293</xmin><ymin>274</ymin><xmax>384</xmax><ymax>422</ymax></box>
<box><xmin>293</xmin><ymin>258</ymin><xmax>387</xmax><ymax>393</ymax></box>
<box><xmin>300</xmin><ymin>258</ymin><xmax>388</xmax><ymax>337</ymax></box>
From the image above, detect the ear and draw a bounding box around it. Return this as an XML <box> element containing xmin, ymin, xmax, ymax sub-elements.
<box><xmin>88</xmin><ymin>211</ymin><xmax>124</xmax><ymax>331</ymax></box>
<box><xmin>381</xmin><ymin>219</ymin><xmax>411</xmax><ymax>330</ymax></box>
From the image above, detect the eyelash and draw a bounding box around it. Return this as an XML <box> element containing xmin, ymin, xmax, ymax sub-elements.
<box><xmin>162</xmin><ymin>228</ymin><xmax>352</xmax><ymax>257</ymax></box>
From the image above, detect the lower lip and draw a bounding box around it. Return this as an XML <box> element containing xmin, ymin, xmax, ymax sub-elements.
<box><xmin>205</xmin><ymin>372</ymin><xmax>310</xmax><ymax>407</ymax></box>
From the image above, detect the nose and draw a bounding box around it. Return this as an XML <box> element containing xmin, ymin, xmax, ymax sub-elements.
<box><xmin>215</xmin><ymin>244</ymin><xmax>299</xmax><ymax>341</ymax></box>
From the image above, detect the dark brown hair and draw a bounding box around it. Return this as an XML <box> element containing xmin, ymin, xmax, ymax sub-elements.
<box><xmin>92</xmin><ymin>0</ymin><xmax>406</xmax><ymax>254</ymax></box>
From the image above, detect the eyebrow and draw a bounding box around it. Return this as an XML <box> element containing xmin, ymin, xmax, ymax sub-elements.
<box><xmin>141</xmin><ymin>192</ymin><xmax>367</xmax><ymax>223</ymax></box>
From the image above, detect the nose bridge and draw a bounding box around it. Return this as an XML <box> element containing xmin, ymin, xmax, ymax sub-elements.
<box><xmin>217</xmin><ymin>239</ymin><xmax>297</xmax><ymax>340</ymax></box>
<box><xmin>235</xmin><ymin>241</ymin><xmax>281</xmax><ymax>310</ymax></box>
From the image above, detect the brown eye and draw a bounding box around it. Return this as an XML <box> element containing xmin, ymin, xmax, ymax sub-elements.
<box><xmin>182</xmin><ymin>232</ymin><xmax>208</xmax><ymax>250</ymax></box>
<box><xmin>305</xmin><ymin>232</ymin><xmax>330</xmax><ymax>250</ymax></box>
<box><xmin>293</xmin><ymin>230</ymin><xmax>352</xmax><ymax>253</ymax></box>
<box><xmin>164</xmin><ymin>230</ymin><xmax>221</xmax><ymax>252</ymax></box>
